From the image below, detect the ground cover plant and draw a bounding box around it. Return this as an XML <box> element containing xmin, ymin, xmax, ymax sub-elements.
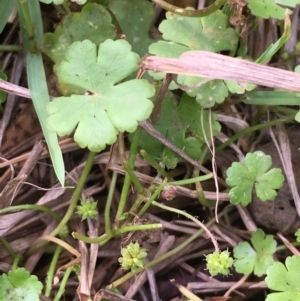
<box><xmin>1</xmin><ymin>0</ymin><xmax>300</xmax><ymax>300</ymax></box>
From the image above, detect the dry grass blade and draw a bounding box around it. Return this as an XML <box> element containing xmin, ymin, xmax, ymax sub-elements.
<box><xmin>141</xmin><ymin>51</ymin><xmax>300</xmax><ymax>92</ymax></box>
<box><xmin>274</xmin><ymin>126</ymin><xmax>300</xmax><ymax>219</ymax></box>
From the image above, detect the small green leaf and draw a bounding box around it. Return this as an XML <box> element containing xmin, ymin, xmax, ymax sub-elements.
<box><xmin>295</xmin><ymin>111</ymin><xmax>300</xmax><ymax>123</ymax></box>
<box><xmin>233</xmin><ymin>242</ymin><xmax>257</xmax><ymax>274</ymax></box>
<box><xmin>0</xmin><ymin>268</ymin><xmax>43</xmax><ymax>301</ymax></box>
<box><xmin>41</xmin><ymin>3</ymin><xmax>116</xmax><ymax>65</ymax></box>
<box><xmin>255</xmin><ymin>12</ymin><xmax>291</xmax><ymax>64</ymax></box>
<box><xmin>246</xmin><ymin>0</ymin><xmax>292</xmax><ymax>19</ymax></box>
<box><xmin>233</xmin><ymin>229</ymin><xmax>277</xmax><ymax>276</ymax></box>
<box><xmin>148</xmin><ymin>9</ymin><xmax>238</xmax><ymax>107</ymax></box>
<box><xmin>108</xmin><ymin>0</ymin><xmax>155</xmax><ymax>57</ymax></box>
<box><xmin>224</xmin><ymin>80</ymin><xmax>256</xmax><ymax>95</ymax></box>
<box><xmin>0</xmin><ymin>0</ymin><xmax>16</xmax><ymax>34</ymax></box>
<box><xmin>47</xmin><ymin>39</ymin><xmax>154</xmax><ymax>152</ymax></box>
<box><xmin>226</xmin><ymin>151</ymin><xmax>284</xmax><ymax>206</ymax></box>
<box><xmin>275</xmin><ymin>0</ymin><xmax>300</xmax><ymax>7</ymax></box>
<box><xmin>139</xmin><ymin>92</ymin><xmax>221</xmax><ymax>168</ymax></box>
<box><xmin>265</xmin><ymin>255</ymin><xmax>300</xmax><ymax>301</ymax></box>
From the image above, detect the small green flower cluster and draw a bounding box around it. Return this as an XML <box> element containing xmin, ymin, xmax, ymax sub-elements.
<box><xmin>118</xmin><ymin>242</ymin><xmax>147</xmax><ymax>273</ymax></box>
<box><xmin>205</xmin><ymin>250</ymin><xmax>234</xmax><ymax>276</ymax></box>
<box><xmin>77</xmin><ymin>199</ymin><xmax>97</xmax><ymax>220</ymax></box>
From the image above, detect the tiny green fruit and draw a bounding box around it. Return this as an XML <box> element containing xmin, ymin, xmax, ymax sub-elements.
<box><xmin>77</xmin><ymin>199</ymin><xmax>97</xmax><ymax>220</ymax></box>
<box><xmin>118</xmin><ymin>242</ymin><xmax>147</xmax><ymax>273</ymax></box>
<box><xmin>205</xmin><ymin>250</ymin><xmax>234</xmax><ymax>276</ymax></box>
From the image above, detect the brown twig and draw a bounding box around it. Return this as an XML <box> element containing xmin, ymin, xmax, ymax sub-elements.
<box><xmin>141</xmin><ymin>51</ymin><xmax>300</xmax><ymax>92</ymax></box>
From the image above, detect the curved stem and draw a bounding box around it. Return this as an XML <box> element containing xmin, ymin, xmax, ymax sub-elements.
<box><xmin>138</xmin><ymin>178</ymin><xmax>167</xmax><ymax>217</ymax></box>
<box><xmin>0</xmin><ymin>204</ymin><xmax>61</xmax><ymax>222</ymax></box>
<box><xmin>51</xmin><ymin>151</ymin><xmax>96</xmax><ymax>237</ymax></box>
<box><xmin>53</xmin><ymin>266</ymin><xmax>73</xmax><ymax>301</ymax></box>
<box><xmin>73</xmin><ymin>232</ymin><xmax>112</xmax><ymax>244</ymax></box>
<box><xmin>116</xmin><ymin>127</ymin><xmax>142</xmax><ymax>220</ymax></box>
<box><xmin>110</xmin><ymin>205</ymin><xmax>233</xmax><ymax>288</ymax></box>
<box><xmin>12</xmin><ymin>254</ymin><xmax>22</xmax><ymax>270</ymax></box>
<box><xmin>45</xmin><ymin>245</ymin><xmax>62</xmax><ymax>297</ymax></box>
<box><xmin>26</xmin><ymin>151</ymin><xmax>95</xmax><ymax>256</ymax></box>
<box><xmin>152</xmin><ymin>200</ymin><xmax>219</xmax><ymax>251</ymax></box>
<box><xmin>0</xmin><ymin>237</ymin><xmax>17</xmax><ymax>260</ymax></box>
<box><xmin>215</xmin><ymin>115</ymin><xmax>294</xmax><ymax>154</ymax></box>
<box><xmin>140</xmin><ymin>149</ymin><xmax>171</xmax><ymax>180</ymax></box>
<box><xmin>114</xmin><ymin>223</ymin><xmax>162</xmax><ymax>236</ymax></box>
<box><xmin>169</xmin><ymin>174</ymin><xmax>213</xmax><ymax>186</ymax></box>
<box><xmin>152</xmin><ymin>0</ymin><xmax>226</xmax><ymax>17</ymax></box>
<box><xmin>105</xmin><ymin>171</ymin><xmax>118</xmax><ymax>236</ymax></box>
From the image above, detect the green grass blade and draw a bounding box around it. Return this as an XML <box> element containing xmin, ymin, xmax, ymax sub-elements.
<box><xmin>0</xmin><ymin>0</ymin><xmax>16</xmax><ymax>34</ymax></box>
<box><xmin>18</xmin><ymin>0</ymin><xmax>65</xmax><ymax>185</ymax></box>
<box><xmin>26</xmin><ymin>54</ymin><xmax>65</xmax><ymax>185</ymax></box>
<box><xmin>245</xmin><ymin>90</ymin><xmax>300</xmax><ymax>106</ymax></box>
<box><xmin>255</xmin><ymin>13</ymin><xmax>291</xmax><ymax>64</ymax></box>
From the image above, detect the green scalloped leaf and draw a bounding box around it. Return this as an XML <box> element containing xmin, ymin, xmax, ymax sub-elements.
<box><xmin>148</xmin><ymin>9</ymin><xmax>239</xmax><ymax>107</ymax></box>
<box><xmin>234</xmin><ymin>229</ymin><xmax>277</xmax><ymax>276</ymax></box>
<box><xmin>47</xmin><ymin>39</ymin><xmax>154</xmax><ymax>152</ymax></box>
<box><xmin>226</xmin><ymin>151</ymin><xmax>284</xmax><ymax>206</ymax></box>
<box><xmin>108</xmin><ymin>0</ymin><xmax>155</xmax><ymax>57</ymax></box>
<box><xmin>0</xmin><ymin>268</ymin><xmax>43</xmax><ymax>301</ymax></box>
<box><xmin>246</xmin><ymin>0</ymin><xmax>292</xmax><ymax>19</ymax></box>
<box><xmin>41</xmin><ymin>3</ymin><xmax>116</xmax><ymax>65</ymax></box>
<box><xmin>266</xmin><ymin>255</ymin><xmax>300</xmax><ymax>301</ymax></box>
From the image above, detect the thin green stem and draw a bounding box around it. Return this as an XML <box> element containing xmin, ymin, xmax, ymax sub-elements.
<box><xmin>193</xmin><ymin>167</ymin><xmax>214</xmax><ymax>207</ymax></box>
<box><xmin>74</xmin><ymin>223</ymin><xmax>161</xmax><ymax>243</ymax></box>
<box><xmin>12</xmin><ymin>254</ymin><xmax>22</xmax><ymax>270</ymax></box>
<box><xmin>114</xmin><ymin>223</ymin><xmax>162</xmax><ymax>236</ymax></box>
<box><xmin>116</xmin><ymin>127</ymin><xmax>142</xmax><ymax>220</ymax></box>
<box><xmin>215</xmin><ymin>115</ymin><xmax>294</xmax><ymax>154</ymax></box>
<box><xmin>51</xmin><ymin>151</ymin><xmax>95</xmax><ymax>237</ymax></box>
<box><xmin>0</xmin><ymin>45</ymin><xmax>22</xmax><ymax>52</ymax></box>
<box><xmin>0</xmin><ymin>237</ymin><xmax>17</xmax><ymax>259</ymax></box>
<box><xmin>0</xmin><ymin>204</ymin><xmax>61</xmax><ymax>222</ymax></box>
<box><xmin>138</xmin><ymin>178</ymin><xmax>167</xmax><ymax>217</ymax></box>
<box><xmin>26</xmin><ymin>151</ymin><xmax>95</xmax><ymax>256</ymax></box>
<box><xmin>276</xmin><ymin>241</ymin><xmax>300</xmax><ymax>252</ymax></box>
<box><xmin>105</xmin><ymin>171</ymin><xmax>118</xmax><ymax>236</ymax></box>
<box><xmin>62</xmin><ymin>2</ymin><xmax>71</xmax><ymax>14</ymax></box>
<box><xmin>73</xmin><ymin>232</ymin><xmax>113</xmax><ymax>244</ymax></box>
<box><xmin>152</xmin><ymin>0</ymin><xmax>226</xmax><ymax>17</ymax></box>
<box><xmin>273</xmin><ymin>106</ymin><xmax>299</xmax><ymax>115</ymax></box>
<box><xmin>124</xmin><ymin>164</ymin><xmax>144</xmax><ymax>193</ymax></box>
<box><xmin>116</xmin><ymin>173</ymin><xmax>131</xmax><ymax>220</ymax></box>
<box><xmin>128</xmin><ymin>193</ymin><xmax>147</xmax><ymax>216</ymax></box>
<box><xmin>152</xmin><ymin>200</ymin><xmax>219</xmax><ymax>251</ymax></box>
<box><xmin>53</xmin><ymin>266</ymin><xmax>73</xmax><ymax>301</ymax></box>
<box><xmin>18</xmin><ymin>0</ymin><xmax>37</xmax><ymax>52</ymax></box>
<box><xmin>140</xmin><ymin>149</ymin><xmax>171</xmax><ymax>180</ymax></box>
<box><xmin>45</xmin><ymin>245</ymin><xmax>63</xmax><ymax>297</ymax></box>
<box><xmin>110</xmin><ymin>206</ymin><xmax>233</xmax><ymax>288</ymax></box>
<box><xmin>169</xmin><ymin>174</ymin><xmax>213</xmax><ymax>186</ymax></box>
